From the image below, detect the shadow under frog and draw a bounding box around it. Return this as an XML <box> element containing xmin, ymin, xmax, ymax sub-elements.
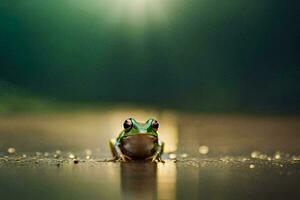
<box><xmin>120</xmin><ymin>161</ymin><xmax>158</xmax><ymax>200</ymax></box>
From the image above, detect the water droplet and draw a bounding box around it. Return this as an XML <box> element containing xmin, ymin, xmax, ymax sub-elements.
<box><xmin>7</xmin><ymin>147</ymin><xmax>16</xmax><ymax>154</ymax></box>
<box><xmin>258</xmin><ymin>154</ymin><xmax>268</xmax><ymax>160</ymax></box>
<box><xmin>274</xmin><ymin>152</ymin><xmax>281</xmax><ymax>160</ymax></box>
<box><xmin>181</xmin><ymin>153</ymin><xmax>188</xmax><ymax>158</ymax></box>
<box><xmin>69</xmin><ymin>154</ymin><xmax>75</xmax><ymax>159</ymax></box>
<box><xmin>85</xmin><ymin>149</ymin><xmax>92</xmax><ymax>156</ymax></box>
<box><xmin>169</xmin><ymin>153</ymin><xmax>176</xmax><ymax>159</ymax></box>
<box><xmin>251</xmin><ymin>151</ymin><xmax>260</xmax><ymax>158</ymax></box>
<box><xmin>249</xmin><ymin>164</ymin><xmax>255</xmax><ymax>169</ymax></box>
<box><xmin>292</xmin><ymin>155</ymin><xmax>300</xmax><ymax>161</ymax></box>
<box><xmin>198</xmin><ymin>145</ymin><xmax>209</xmax><ymax>155</ymax></box>
<box><xmin>267</xmin><ymin>157</ymin><xmax>272</xmax><ymax>161</ymax></box>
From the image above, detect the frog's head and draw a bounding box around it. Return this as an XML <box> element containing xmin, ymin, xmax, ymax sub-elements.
<box><xmin>122</xmin><ymin>118</ymin><xmax>159</xmax><ymax>137</ymax></box>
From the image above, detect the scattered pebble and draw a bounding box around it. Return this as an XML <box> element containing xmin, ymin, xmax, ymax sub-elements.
<box><xmin>15</xmin><ymin>157</ymin><xmax>23</xmax><ymax>161</ymax></box>
<box><xmin>54</xmin><ymin>154</ymin><xmax>60</xmax><ymax>159</ymax></box>
<box><xmin>249</xmin><ymin>164</ymin><xmax>255</xmax><ymax>169</ymax></box>
<box><xmin>198</xmin><ymin>145</ymin><xmax>209</xmax><ymax>155</ymax></box>
<box><xmin>7</xmin><ymin>147</ymin><xmax>16</xmax><ymax>154</ymax></box>
<box><xmin>36</xmin><ymin>152</ymin><xmax>42</xmax><ymax>156</ymax></box>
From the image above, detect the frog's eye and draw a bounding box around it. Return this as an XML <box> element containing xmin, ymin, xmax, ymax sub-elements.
<box><xmin>123</xmin><ymin>118</ymin><xmax>133</xmax><ymax>132</ymax></box>
<box><xmin>151</xmin><ymin>120</ymin><xmax>159</xmax><ymax>131</ymax></box>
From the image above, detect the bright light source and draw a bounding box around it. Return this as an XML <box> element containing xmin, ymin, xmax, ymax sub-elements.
<box><xmin>100</xmin><ymin>0</ymin><xmax>167</xmax><ymax>26</ymax></box>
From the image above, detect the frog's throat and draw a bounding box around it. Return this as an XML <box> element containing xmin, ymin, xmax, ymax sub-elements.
<box><xmin>121</xmin><ymin>134</ymin><xmax>158</xmax><ymax>145</ymax></box>
<box><xmin>124</xmin><ymin>133</ymin><xmax>158</xmax><ymax>138</ymax></box>
<box><xmin>120</xmin><ymin>134</ymin><xmax>158</xmax><ymax>159</ymax></box>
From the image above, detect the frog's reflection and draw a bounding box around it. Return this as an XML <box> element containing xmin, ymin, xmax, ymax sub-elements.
<box><xmin>120</xmin><ymin>161</ymin><xmax>157</xmax><ymax>200</ymax></box>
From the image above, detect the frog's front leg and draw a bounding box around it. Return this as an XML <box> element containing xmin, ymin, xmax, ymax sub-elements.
<box><xmin>109</xmin><ymin>139</ymin><xmax>118</xmax><ymax>159</ymax></box>
<box><xmin>146</xmin><ymin>142</ymin><xmax>165</xmax><ymax>163</ymax></box>
<box><xmin>109</xmin><ymin>139</ymin><xmax>132</xmax><ymax>162</ymax></box>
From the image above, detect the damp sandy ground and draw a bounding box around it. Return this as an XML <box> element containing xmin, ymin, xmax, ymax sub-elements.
<box><xmin>0</xmin><ymin>108</ymin><xmax>300</xmax><ymax>199</ymax></box>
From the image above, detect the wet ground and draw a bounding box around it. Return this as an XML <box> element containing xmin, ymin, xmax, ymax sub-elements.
<box><xmin>0</xmin><ymin>108</ymin><xmax>300</xmax><ymax>200</ymax></box>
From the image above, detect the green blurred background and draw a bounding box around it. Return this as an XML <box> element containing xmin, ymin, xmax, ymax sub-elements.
<box><xmin>1</xmin><ymin>0</ymin><xmax>299</xmax><ymax>113</ymax></box>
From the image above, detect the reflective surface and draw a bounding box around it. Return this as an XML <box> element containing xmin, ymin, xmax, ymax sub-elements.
<box><xmin>0</xmin><ymin>108</ymin><xmax>300</xmax><ymax>199</ymax></box>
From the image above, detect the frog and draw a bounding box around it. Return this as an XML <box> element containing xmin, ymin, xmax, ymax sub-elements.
<box><xmin>109</xmin><ymin>118</ymin><xmax>164</xmax><ymax>162</ymax></box>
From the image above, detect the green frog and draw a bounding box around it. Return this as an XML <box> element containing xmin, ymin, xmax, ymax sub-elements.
<box><xmin>109</xmin><ymin>118</ymin><xmax>164</xmax><ymax>162</ymax></box>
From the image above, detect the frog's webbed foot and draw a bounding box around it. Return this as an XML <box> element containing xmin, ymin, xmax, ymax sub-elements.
<box><xmin>146</xmin><ymin>155</ymin><xmax>165</xmax><ymax>163</ymax></box>
<box><xmin>109</xmin><ymin>140</ymin><xmax>132</xmax><ymax>162</ymax></box>
<box><xmin>146</xmin><ymin>142</ymin><xmax>165</xmax><ymax>163</ymax></box>
<box><xmin>109</xmin><ymin>139</ymin><xmax>132</xmax><ymax>162</ymax></box>
<box><xmin>157</xmin><ymin>157</ymin><xmax>165</xmax><ymax>163</ymax></box>
<box><xmin>107</xmin><ymin>157</ymin><xmax>118</xmax><ymax>162</ymax></box>
<box><xmin>107</xmin><ymin>154</ymin><xmax>132</xmax><ymax>162</ymax></box>
<box><xmin>107</xmin><ymin>155</ymin><xmax>122</xmax><ymax>162</ymax></box>
<box><xmin>119</xmin><ymin>154</ymin><xmax>132</xmax><ymax>162</ymax></box>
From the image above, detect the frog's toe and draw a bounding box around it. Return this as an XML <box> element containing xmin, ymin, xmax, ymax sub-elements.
<box><xmin>146</xmin><ymin>155</ymin><xmax>163</xmax><ymax>163</ymax></box>
<box><xmin>153</xmin><ymin>157</ymin><xmax>165</xmax><ymax>163</ymax></box>
<box><xmin>114</xmin><ymin>157</ymin><xmax>126</xmax><ymax>162</ymax></box>
<box><xmin>152</xmin><ymin>157</ymin><xmax>158</xmax><ymax>163</ymax></box>
<box><xmin>120</xmin><ymin>154</ymin><xmax>132</xmax><ymax>162</ymax></box>
<box><xmin>107</xmin><ymin>155</ymin><xmax>124</xmax><ymax>162</ymax></box>
<box><xmin>120</xmin><ymin>156</ymin><xmax>127</xmax><ymax>162</ymax></box>
<box><xmin>124</xmin><ymin>155</ymin><xmax>132</xmax><ymax>161</ymax></box>
<box><xmin>146</xmin><ymin>155</ymin><xmax>155</xmax><ymax>161</ymax></box>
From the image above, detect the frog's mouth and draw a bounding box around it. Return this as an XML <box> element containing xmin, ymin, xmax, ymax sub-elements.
<box><xmin>120</xmin><ymin>134</ymin><xmax>158</xmax><ymax>159</ymax></box>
